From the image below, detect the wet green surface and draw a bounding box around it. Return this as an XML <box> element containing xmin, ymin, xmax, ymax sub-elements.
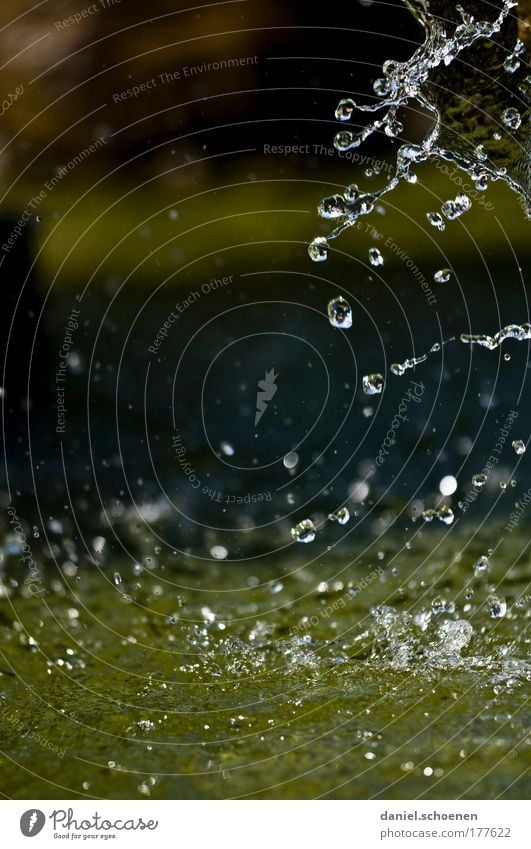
<box><xmin>1</xmin><ymin>524</ymin><xmax>529</xmax><ymax>799</ymax></box>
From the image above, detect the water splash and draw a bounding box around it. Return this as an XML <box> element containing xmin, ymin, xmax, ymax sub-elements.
<box><xmin>460</xmin><ymin>322</ymin><xmax>531</xmax><ymax>350</ymax></box>
<box><xmin>310</xmin><ymin>0</ymin><xmax>530</xmax><ymax>260</ymax></box>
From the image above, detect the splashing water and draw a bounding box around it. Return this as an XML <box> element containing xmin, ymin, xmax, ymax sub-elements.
<box><xmin>309</xmin><ymin>0</ymin><xmax>530</xmax><ymax>261</ymax></box>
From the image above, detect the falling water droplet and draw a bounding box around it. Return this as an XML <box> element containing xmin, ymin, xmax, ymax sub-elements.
<box><xmin>328</xmin><ymin>506</ymin><xmax>350</xmax><ymax>524</ymax></box>
<box><xmin>441</xmin><ymin>193</ymin><xmax>472</xmax><ymax>220</ymax></box>
<box><xmin>210</xmin><ymin>545</ymin><xmax>228</xmax><ymax>560</ymax></box>
<box><xmin>318</xmin><ymin>195</ymin><xmax>347</xmax><ymax>219</ymax></box>
<box><xmin>487</xmin><ymin>595</ymin><xmax>507</xmax><ymax>618</ymax></box>
<box><xmin>362</xmin><ymin>373</ymin><xmax>384</xmax><ymax>395</ymax></box>
<box><xmin>512</xmin><ymin>440</ymin><xmax>526</xmax><ymax>455</ymax></box>
<box><xmin>291</xmin><ymin>519</ymin><xmax>316</xmax><ymax>543</ymax></box>
<box><xmin>473</xmin><ymin>555</ymin><xmax>491</xmax><ymax>576</ymax></box>
<box><xmin>327</xmin><ymin>296</ymin><xmax>352</xmax><ymax>329</ymax></box>
<box><xmin>426</xmin><ymin>212</ymin><xmax>445</xmax><ymax>231</ymax></box>
<box><xmin>434</xmin><ymin>268</ymin><xmax>451</xmax><ymax>283</ymax></box>
<box><xmin>308</xmin><ymin>236</ymin><xmax>329</xmax><ymax>262</ymax></box>
<box><xmin>283</xmin><ymin>451</ymin><xmax>299</xmax><ymax>469</ymax></box>
<box><xmin>472</xmin><ymin>473</ymin><xmax>488</xmax><ymax>489</ymax></box>
<box><xmin>335</xmin><ymin>98</ymin><xmax>356</xmax><ymax>121</ymax></box>
<box><xmin>501</xmin><ymin>107</ymin><xmax>521</xmax><ymax>130</ymax></box>
<box><xmin>368</xmin><ymin>247</ymin><xmax>384</xmax><ymax>266</ymax></box>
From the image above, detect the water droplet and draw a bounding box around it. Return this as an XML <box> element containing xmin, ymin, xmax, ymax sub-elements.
<box><xmin>283</xmin><ymin>451</ymin><xmax>299</xmax><ymax>469</ymax></box>
<box><xmin>318</xmin><ymin>194</ymin><xmax>347</xmax><ymax>219</ymax></box>
<box><xmin>512</xmin><ymin>440</ymin><xmax>525</xmax><ymax>455</ymax></box>
<box><xmin>220</xmin><ymin>441</ymin><xmax>234</xmax><ymax>456</ymax></box>
<box><xmin>327</xmin><ymin>296</ymin><xmax>352</xmax><ymax>329</ymax></box>
<box><xmin>504</xmin><ymin>54</ymin><xmax>520</xmax><ymax>73</ymax></box>
<box><xmin>487</xmin><ymin>595</ymin><xmax>507</xmax><ymax>618</ymax></box>
<box><xmin>335</xmin><ymin>98</ymin><xmax>356</xmax><ymax>121</ymax></box>
<box><xmin>210</xmin><ymin>545</ymin><xmax>228</xmax><ymax>560</ymax></box>
<box><xmin>308</xmin><ymin>236</ymin><xmax>329</xmax><ymax>262</ymax></box>
<box><xmin>334</xmin><ymin>130</ymin><xmax>355</xmax><ymax>151</ymax></box>
<box><xmin>373</xmin><ymin>77</ymin><xmax>390</xmax><ymax>96</ymax></box>
<box><xmin>431</xmin><ymin>596</ymin><xmax>446</xmax><ymax>614</ymax></box>
<box><xmin>114</xmin><ymin>572</ymin><xmax>122</xmax><ymax>586</ymax></box>
<box><xmin>368</xmin><ymin>247</ymin><xmax>384</xmax><ymax>266</ymax></box>
<box><xmin>291</xmin><ymin>519</ymin><xmax>316</xmax><ymax>544</ymax></box>
<box><xmin>434</xmin><ymin>268</ymin><xmax>451</xmax><ymax>283</ymax></box>
<box><xmin>441</xmin><ymin>193</ymin><xmax>472</xmax><ymax>220</ymax></box>
<box><xmin>473</xmin><ymin>555</ymin><xmax>490</xmax><ymax>576</ymax></box>
<box><xmin>362</xmin><ymin>373</ymin><xmax>384</xmax><ymax>395</ymax></box>
<box><xmin>501</xmin><ymin>107</ymin><xmax>521</xmax><ymax>130</ymax></box>
<box><xmin>426</xmin><ymin>211</ymin><xmax>445</xmax><ymax>231</ymax></box>
<box><xmin>328</xmin><ymin>506</ymin><xmax>350</xmax><ymax>524</ymax></box>
<box><xmin>344</xmin><ymin>183</ymin><xmax>359</xmax><ymax>202</ymax></box>
<box><xmin>472</xmin><ymin>473</ymin><xmax>487</xmax><ymax>489</ymax></box>
<box><xmin>439</xmin><ymin>475</ymin><xmax>457</xmax><ymax>495</ymax></box>
<box><xmin>385</xmin><ymin>117</ymin><xmax>403</xmax><ymax>137</ymax></box>
<box><xmin>422</xmin><ymin>505</ymin><xmax>454</xmax><ymax>525</ymax></box>
<box><xmin>438</xmin><ymin>504</ymin><xmax>454</xmax><ymax>525</ymax></box>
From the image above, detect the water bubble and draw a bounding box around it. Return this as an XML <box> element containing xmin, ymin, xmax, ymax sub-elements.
<box><xmin>362</xmin><ymin>373</ymin><xmax>384</xmax><ymax>395</ymax></box>
<box><xmin>472</xmin><ymin>473</ymin><xmax>487</xmax><ymax>489</ymax></box>
<box><xmin>308</xmin><ymin>236</ymin><xmax>329</xmax><ymax>262</ymax></box>
<box><xmin>501</xmin><ymin>107</ymin><xmax>521</xmax><ymax>130</ymax></box>
<box><xmin>512</xmin><ymin>440</ymin><xmax>525</xmax><ymax>455</ymax></box>
<box><xmin>328</xmin><ymin>506</ymin><xmax>350</xmax><ymax>524</ymax></box>
<box><xmin>434</xmin><ymin>268</ymin><xmax>451</xmax><ymax>283</ymax></box>
<box><xmin>487</xmin><ymin>595</ymin><xmax>507</xmax><ymax>618</ymax></box>
<box><xmin>426</xmin><ymin>211</ymin><xmax>445</xmax><ymax>231</ymax></box>
<box><xmin>291</xmin><ymin>519</ymin><xmax>316</xmax><ymax>544</ymax></box>
<box><xmin>368</xmin><ymin>247</ymin><xmax>384</xmax><ymax>266</ymax></box>
<box><xmin>283</xmin><ymin>451</ymin><xmax>299</xmax><ymax>469</ymax></box>
<box><xmin>504</xmin><ymin>353</ymin><xmax>511</xmax><ymax>361</ymax></box>
<box><xmin>327</xmin><ymin>296</ymin><xmax>352</xmax><ymax>329</ymax></box>
<box><xmin>318</xmin><ymin>194</ymin><xmax>347</xmax><ymax>219</ymax></box>
<box><xmin>335</xmin><ymin>98</ymin><xmax>356</xmax><ymax>121</ymax></box>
